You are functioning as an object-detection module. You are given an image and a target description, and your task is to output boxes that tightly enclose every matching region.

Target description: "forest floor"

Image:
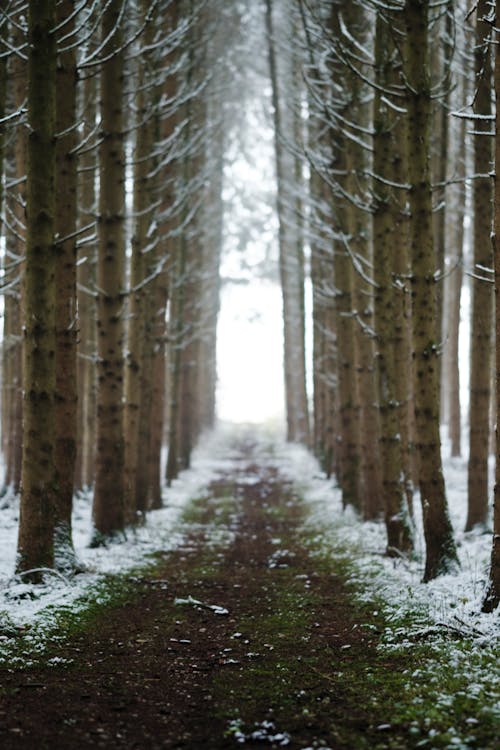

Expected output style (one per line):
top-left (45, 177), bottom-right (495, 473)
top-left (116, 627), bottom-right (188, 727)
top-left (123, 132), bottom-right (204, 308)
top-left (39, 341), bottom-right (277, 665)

top-left (0, 435), bottom-right (498, 749)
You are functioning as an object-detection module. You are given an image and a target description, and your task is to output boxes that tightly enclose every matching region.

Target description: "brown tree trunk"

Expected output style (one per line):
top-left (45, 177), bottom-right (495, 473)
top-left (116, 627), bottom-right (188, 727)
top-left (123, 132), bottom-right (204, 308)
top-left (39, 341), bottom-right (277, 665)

top-left (124, 0), bottom-right (157, 523)
top-left (373, 8), bottom-right (413, 553)
top-left (404, 0), bottom-right (459, 581)
top-left (466, 0), bottom-right (493, 531)
top-left (266, 0), bottom-right (310, 445)
top-left (3, 19), bottom-right (26, 495)
top-left (92, 0), bottom-right (126, 541)
top-left (343, 5), bottom-right (383, 519)
top-left (483, 16), bottom-right (500, 612)
top-left (54, 0), bottom-right (78, 571)
top-left (16, 0), bottom-right (57, 578)
top-left (75, 75), bottom-right (97, 491)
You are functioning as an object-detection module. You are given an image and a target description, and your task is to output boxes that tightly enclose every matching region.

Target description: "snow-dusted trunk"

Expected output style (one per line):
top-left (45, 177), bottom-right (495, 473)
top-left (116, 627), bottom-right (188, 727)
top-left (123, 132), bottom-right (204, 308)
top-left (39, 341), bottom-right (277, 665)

top-left (310, 170), bottom-right (336, 477)
top-left (404, 0), bottom-right (459, 581)
top-left (75, 74), bottom-right (97, 491)
top-left (344, 6), bottom-right (383, 520)
top-left (373, 9), bottom-right (413, 553)
top-left (443, 66), bottom-right (467, 457)
top-left (266, 0), bottom-right (310, 446)
top-left (2, 18), bottom-right (25, 495)
top-left (124, 0), bottom-right (158, 522)
top-left (166, 26), bottom-right (191, 484)
top-left (482, 12), bottom-right (500, 613)
top-left (466, 0), bottom-right (493, 532)
top-left (430, 8), bottom-right (451, 363)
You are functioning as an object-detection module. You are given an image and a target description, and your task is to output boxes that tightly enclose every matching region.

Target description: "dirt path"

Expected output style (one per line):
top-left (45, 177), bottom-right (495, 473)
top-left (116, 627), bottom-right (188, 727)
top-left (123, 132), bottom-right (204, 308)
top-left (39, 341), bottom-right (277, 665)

top-left (0, 447), bottom-right (413, 749)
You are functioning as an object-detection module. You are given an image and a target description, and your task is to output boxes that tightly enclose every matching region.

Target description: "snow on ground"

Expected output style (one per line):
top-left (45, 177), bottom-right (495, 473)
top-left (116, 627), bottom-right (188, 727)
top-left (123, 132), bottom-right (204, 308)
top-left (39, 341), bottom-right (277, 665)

top-left (0, 423), bottom-right (499, 656)
top-left (274, 434), bottom-right (499, 644)
top-left (0, 434), bottom-right (230, 640)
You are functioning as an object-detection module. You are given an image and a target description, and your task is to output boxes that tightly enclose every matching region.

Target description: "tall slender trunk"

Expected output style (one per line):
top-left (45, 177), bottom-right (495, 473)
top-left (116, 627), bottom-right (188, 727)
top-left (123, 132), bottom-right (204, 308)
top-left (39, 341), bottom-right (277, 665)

top-left (16, 0), bottom-right (57, 577)
top-left (373, 9), bottom-right (413, 553)
top-left (3, 19), bottom-right (26, 494)
top-left (75, 75), bottom-right (97, 491)
top-left (343, 5), bottom-right (383, 519)
top-left (54, 0), bottom-right (78, 570)
top-left (124, 0), bottom-right (157, 522)
top-left (444, 80), bottom-right (466, 457)
top-left (266, 0), bottom-right (309, 445)
top-left (92, 0), bottom-right (126, 540)
top-left (483, 16), bottom-right (500, 612)
top-left (466, 0), bottom-right (493, 531)
top-left (404, 0), bottom-right (458, 581)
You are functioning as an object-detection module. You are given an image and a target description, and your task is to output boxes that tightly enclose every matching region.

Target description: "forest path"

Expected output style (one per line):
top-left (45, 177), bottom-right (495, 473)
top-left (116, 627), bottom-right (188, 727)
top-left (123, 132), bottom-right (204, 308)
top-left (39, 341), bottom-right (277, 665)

top-left (0, 438), bottom-right (414, 749)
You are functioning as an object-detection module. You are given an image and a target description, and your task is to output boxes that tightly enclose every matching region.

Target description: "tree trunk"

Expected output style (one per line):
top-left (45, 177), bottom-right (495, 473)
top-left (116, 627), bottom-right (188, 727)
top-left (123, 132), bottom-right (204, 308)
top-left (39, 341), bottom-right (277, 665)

top-left (373, 9), bottom-right (413, 553)
top-left (124, 0), bottom-right (156, 523)
top-left (75, 74), bottom-right (97, 491)
top-left (404, 0), bottom-right (459, 581)
top-left (343, 4), bottom-right (383, 520)
top-left (444, 86), bottom-right (466, 457)
top-left (16, 0), bottom-right (57, 578)
top-left (483, 15), bottom-right (500, 612)
top-left (466, 0), bottom-right (493, 531)
top-left (92, 0), bottom-right (126, 541)
top-left (54, 0), bottom-right (78, 571)
top-left (2, 18), bottom-right (26, 495)
top-left (266, 0), bottom-right (309, 445)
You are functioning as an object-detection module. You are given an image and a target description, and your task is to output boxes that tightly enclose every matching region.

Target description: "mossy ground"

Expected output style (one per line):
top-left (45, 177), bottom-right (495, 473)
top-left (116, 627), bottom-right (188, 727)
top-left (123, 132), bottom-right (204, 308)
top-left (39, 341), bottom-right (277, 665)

top-left (0, 459), bottom-right (497, 749)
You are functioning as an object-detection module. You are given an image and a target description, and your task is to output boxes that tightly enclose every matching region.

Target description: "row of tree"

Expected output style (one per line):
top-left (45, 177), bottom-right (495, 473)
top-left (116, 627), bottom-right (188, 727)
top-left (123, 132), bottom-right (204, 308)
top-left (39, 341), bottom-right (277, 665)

top-left (0, 0), bottom-right (227, 575)
top-left (0, 0), bottom-right (499, 610)
top-left (264, 0), bottom-right (499, 609)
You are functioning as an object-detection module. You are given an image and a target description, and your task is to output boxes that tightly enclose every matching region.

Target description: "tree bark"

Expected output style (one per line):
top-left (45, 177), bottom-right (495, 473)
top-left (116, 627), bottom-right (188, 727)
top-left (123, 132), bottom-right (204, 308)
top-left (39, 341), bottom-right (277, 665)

top-left (482, 5), bottom-right (500, 613)
top-left (266, 0), bottom-right (310, 445)
top-left (124, 0), bottom-right (157, 522)
top-left (404, 0), bottom-right (459, 581)
top-left (75, 74), bottom-right (97, 491)
top-left (2, 17), bottom-right (26, 495)
top-left (54, 0), bottom-right (78, 571)
top-left (92, 0), bottom-right (126, 541)
top-left (16, 0), bottom-right (57, 577)
top-left (466, 0), bottom-right (493, 531)
top-left (373, 8), bottom-right (413, 553)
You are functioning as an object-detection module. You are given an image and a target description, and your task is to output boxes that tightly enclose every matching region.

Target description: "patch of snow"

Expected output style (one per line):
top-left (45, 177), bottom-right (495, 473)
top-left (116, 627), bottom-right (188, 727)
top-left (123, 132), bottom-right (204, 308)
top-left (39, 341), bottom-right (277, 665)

top-left (0, 431), bottom-right (232, 655)
top-left (271, 433), bottom-right (499, 645)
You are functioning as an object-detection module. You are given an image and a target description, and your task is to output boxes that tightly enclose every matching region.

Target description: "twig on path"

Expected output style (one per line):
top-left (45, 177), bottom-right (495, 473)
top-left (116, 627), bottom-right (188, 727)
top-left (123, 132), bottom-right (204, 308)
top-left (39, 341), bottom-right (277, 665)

top-left (174, 595), bottom-right (229, 616)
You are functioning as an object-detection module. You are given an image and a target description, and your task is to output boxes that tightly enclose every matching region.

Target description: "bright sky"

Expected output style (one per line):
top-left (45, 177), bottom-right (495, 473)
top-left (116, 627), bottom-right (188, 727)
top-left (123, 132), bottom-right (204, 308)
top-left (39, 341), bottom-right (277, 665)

top-left (215, 98), bottom-right (287, 426)
top-left (216, 279), bottom-right (285, 424)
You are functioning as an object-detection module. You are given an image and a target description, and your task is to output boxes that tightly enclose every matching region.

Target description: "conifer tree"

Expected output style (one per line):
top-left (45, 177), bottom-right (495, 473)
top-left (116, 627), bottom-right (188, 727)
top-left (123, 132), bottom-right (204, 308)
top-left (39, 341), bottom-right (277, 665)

top-left (92, 0), bottom-right (127, 540)
top-left (54, 0), bottom-right (79, 570)
top-left (466, 0), bottom-right (494, 531)
top-left (483, 1), bottom-right (500, 613)
top-left (16, 0), bottom-right (57, 577)
top-left (404, 0), bottom-right (459, 581)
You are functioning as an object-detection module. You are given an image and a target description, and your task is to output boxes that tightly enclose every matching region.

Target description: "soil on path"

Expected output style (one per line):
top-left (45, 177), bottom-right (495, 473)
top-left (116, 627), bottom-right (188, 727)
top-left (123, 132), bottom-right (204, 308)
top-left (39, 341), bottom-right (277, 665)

top-left (0, 442), bottom-right (412, 749)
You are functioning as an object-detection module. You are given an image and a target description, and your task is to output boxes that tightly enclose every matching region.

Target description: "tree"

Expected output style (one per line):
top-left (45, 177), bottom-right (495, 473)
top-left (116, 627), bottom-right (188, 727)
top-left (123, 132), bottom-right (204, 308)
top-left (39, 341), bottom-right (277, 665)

top-left (92, 0), bottom-right (127, 541)
top-left (266, 0), bottom-right (310, 446)
top-left (372, 5), bottom-right (413, 553)
top-left (482, 2), bottom-right (500, 613)
top-left (404, 0), bottom-right (459, 581)
top-left (75, 71), bottom-right (98, 492)
top-left (16, 0), bottom-right (57, 577)
top-left (466, 0), bottom-right (494, 532)
top-left (124, 0), bottom-right (157, 522)
top-left (2, 11), bottom-right (26, 496)
top-left (54, 0), bottom-right (79, 571)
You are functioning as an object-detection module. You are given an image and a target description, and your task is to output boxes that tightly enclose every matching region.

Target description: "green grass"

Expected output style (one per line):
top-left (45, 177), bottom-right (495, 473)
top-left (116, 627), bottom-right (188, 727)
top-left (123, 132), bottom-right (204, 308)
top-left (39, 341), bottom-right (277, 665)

top-left (0, 482), bottom-right (497, 749)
